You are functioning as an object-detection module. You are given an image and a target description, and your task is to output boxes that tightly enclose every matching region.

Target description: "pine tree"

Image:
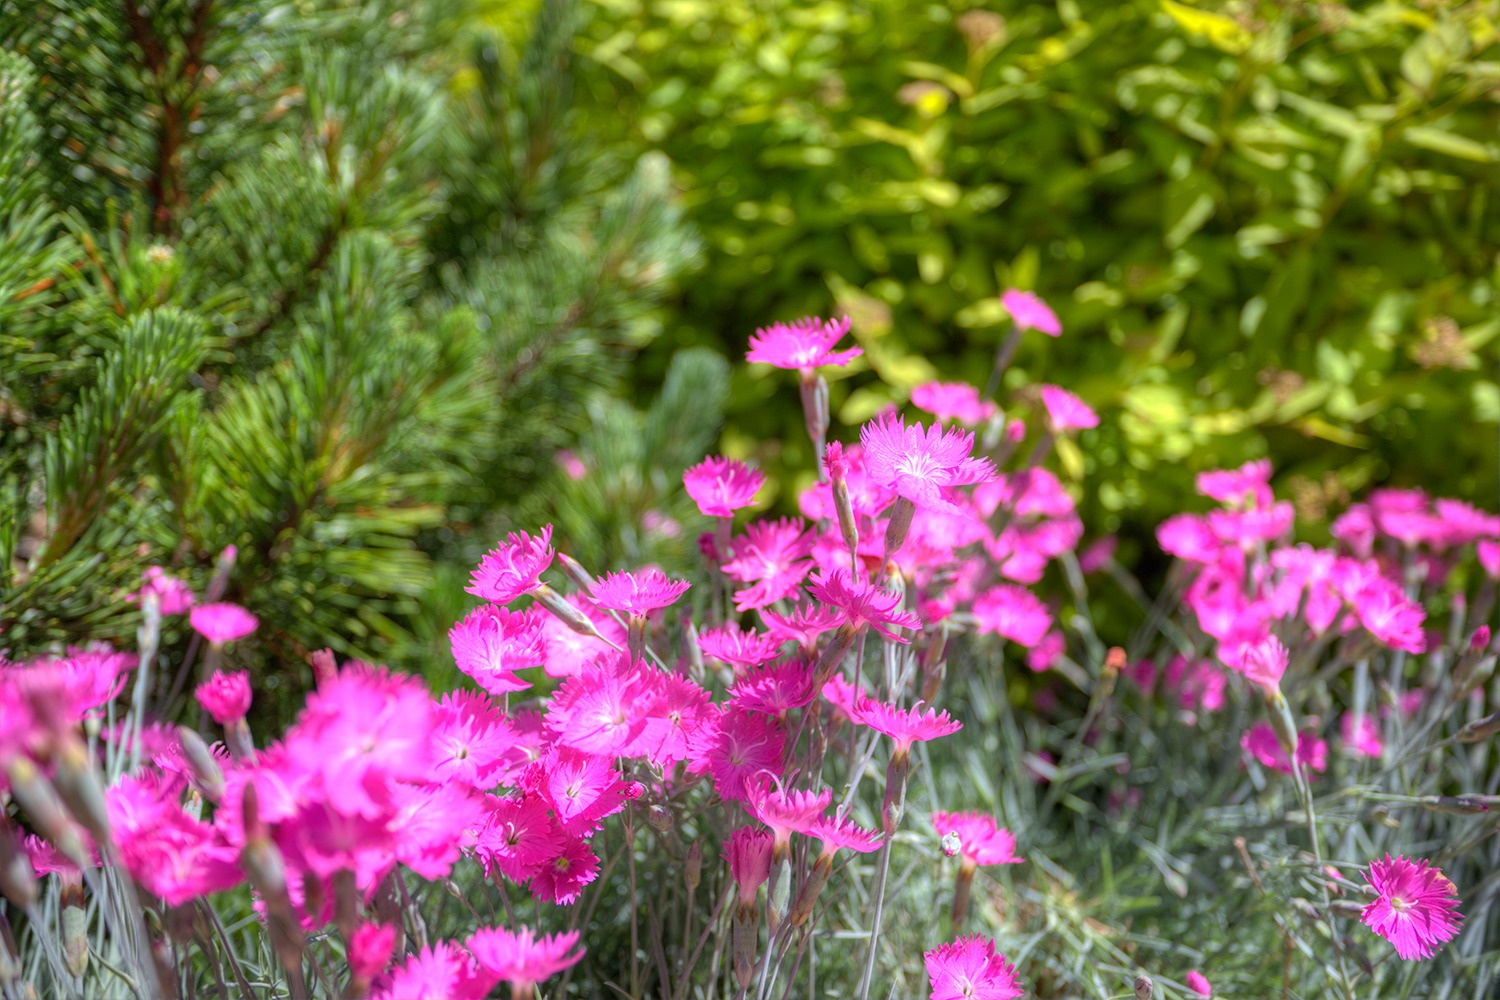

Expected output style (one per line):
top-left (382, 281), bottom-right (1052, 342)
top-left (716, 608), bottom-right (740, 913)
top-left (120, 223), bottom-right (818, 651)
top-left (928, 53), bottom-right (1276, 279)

top-left (0, 0), bottom-right (702, 697)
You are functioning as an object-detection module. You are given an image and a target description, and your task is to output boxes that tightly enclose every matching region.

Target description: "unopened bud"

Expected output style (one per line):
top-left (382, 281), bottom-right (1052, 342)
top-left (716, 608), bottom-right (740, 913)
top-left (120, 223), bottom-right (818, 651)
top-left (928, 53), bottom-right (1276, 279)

top-left (646, 805), bottom-right (672, 834)
top-left (178, 728), bottom-right (225, 802)
top-left (533, 584), bottom-right (609, 643)
top-left (53, 738), bottom-right (112, 850)
top-left (813, 623), bottom-right (859, 687)
top-left (1419, 795), bottom-right (1490, 816)
top-left (732, 906), bottom-right (758, 989)
top-left (767, 854), bottom-right (791, 932)
top-left (685, 842), bottom-right (701, 893)
top-left (0, 823), bottom-right (37, 910)
top-left (1133, 974), bottom-right (1153, 1000)
top-left (555, 553), bottom-right (597, 594)
top-left (309, 648), bottom-right (338, 688)
top-left (883, 497), bottom-right (916, 562)
top-left (881, 751), bottom-right (911, 836)
top-left (940, 830), bottom-right (961, 859)
top-left (1457, 712), bottom-right (1500, 743)
top-left (6, 759), bottom-right (89, 867)
top-left (61, 880), bottom-right (88, 978)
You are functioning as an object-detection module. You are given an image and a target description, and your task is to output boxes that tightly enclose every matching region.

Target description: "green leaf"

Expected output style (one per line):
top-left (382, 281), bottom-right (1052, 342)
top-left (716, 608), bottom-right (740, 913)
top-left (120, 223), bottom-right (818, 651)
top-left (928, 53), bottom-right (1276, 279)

top-left (1163, 172), bottom-right (1217, 248)
top-left (1402, 125), bottom-right (1499, 162)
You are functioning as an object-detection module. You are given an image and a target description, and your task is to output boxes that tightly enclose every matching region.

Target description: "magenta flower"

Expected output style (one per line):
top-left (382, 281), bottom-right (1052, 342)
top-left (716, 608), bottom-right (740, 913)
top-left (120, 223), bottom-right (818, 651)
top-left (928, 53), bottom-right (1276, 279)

top-left (761, 601), bottom-right (843, 648)
top-left (129, 566), bottom-right (195, 615)
top-left (807, 569), bottom-right (921, 643)
top-left (1341, 713), bottom-right (1383, 759)
top-left (529, 834), bottom-right (601, 905)
top-left (1361, 854), bottom-right (1463, 960)
top-left (697, 623), bottom-right (784, 671)
top-left (746, 315), bottom-right (861, 370)
top-left (195, 670), bottom-right (252, 725)
top-left (972, 584), bottom-right (1052, 647)
top-left (430, 690), bottom-right (515, 790)
top-left (636, 672), bottom-right (713, 768)
top-left (467, 926), bottom-right (584, 994)
top-left (724, 827), bottom-right (774, 908)
top-left (589, 568), bottom-right (690, 616)
top-left (860, 413), bottom-right (996, 513)
top-left (1241, 723), bottom-right (1327, 776)
top-left (1157, 513), bottom-right (1222, 564)
top-left (806, 815), bottom-right (882, 858)
top-left (1239, 635), bottom-right (1287, 694)
top-left (722, 517), bottom-right (815, 611)
top-left (911, 382), bottom-right (999, 426)
top-left (449, 605), bottom-right (544, 696)
top-left (1038, 385), bottom-right (1098, 431)
top-left (1000, 288), bottom-right (1061, 336)
top-left (929, 812), bottom-right (1023, 868)
top-left (684, 456), bottom-right (765, 518)
top-left (729, 660), bottom-right (817, 717)
top-left (850, 697), bottom-right (962, 756)
top-left (1185, 969), bottom-right (1212, 997)
top-left (373, 942), bottom-right (488, 1000)
top-left (467, 525), bottom-right (554, 604)
top-left (472, 796), bottom-right (559, 883)
top-left (188, 602), bottom-right (258, 645)
top-left (924, 934), bottom-right (1024, 1000)
top-left (686, 706), bottom-right (786, 802)
top-left (348, 923), bottom-right (396, 982)
top-left (546, 654), bottom-right (651, 756)
top-left (1197, 459), bottom-right (1273, 509)
top-left (1349, 577), bottom-right (1427, 654)
top-left (540, 745), bottom-right (632, 835)
top-left (748, 783), bottom-right (832, 851)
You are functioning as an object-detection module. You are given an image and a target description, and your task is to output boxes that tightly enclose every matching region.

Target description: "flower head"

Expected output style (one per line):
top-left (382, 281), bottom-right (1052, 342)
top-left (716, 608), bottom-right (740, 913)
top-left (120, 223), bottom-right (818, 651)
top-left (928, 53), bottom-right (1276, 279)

top-left (529, 834), bottom-right (600, 905)
top-left (1198, 459), bottom-right (1273, 509)
top-left (189, 602), bottom-right (258, 645)
top-left (685, 707), bottom-right (786, 802)
top-left (697, 623), bottom-right (784, 671)
top-left (972, 585), bottom-right (1052, 647)
top-left (911, 382), bottom-right (999, 426)
top-left (929, 812), bottom-right (1023, 868)
top-left (1038, 385), bottom-right (1098, 431)
top-left (1241, 723), bottom-right (1327, 776)
top-left (806, 815), bottom-right (882, 858)
top-left (1000, 289), bottom-right (1061, 336)
top-left (684, 456), bottom-right (765, 518)
top-left (924, 934), bottom-right (1024, 1000)
top-left (1239, 635), bottom-right (1288, 694)
top-left (860, 414), bottom-right (995, 513)
top-left (1361, 854), bottom-right (1463, 960)
top-left (1185, 970), bottom-right (1212, 997)
top-left (129, 567), bottom-right (195, 615)
top-left (195, 670), bottom-right (252, 726)
top-left (373, 942), bottom-right (489, 1000)
top-left (746, 315), bottom-right (861, 370)
top-left (748, 783), bottom-right (831, 850)
top-left (467, 526), bottom-right (554, 605)
top-left (590, 569), bottom-right (690, 616)
top-left (850, 697), bottom-right (962, 756)
top-left (449, 606), bottom-right (544, 696)
top-left (807, 569), bottom-right (921, 644)
top-left (467, 926), bottom-right (585, 993)
top-left (721, 517), bottom-right (815, 611)
top-left (723, 828), bottom-right (774, 908)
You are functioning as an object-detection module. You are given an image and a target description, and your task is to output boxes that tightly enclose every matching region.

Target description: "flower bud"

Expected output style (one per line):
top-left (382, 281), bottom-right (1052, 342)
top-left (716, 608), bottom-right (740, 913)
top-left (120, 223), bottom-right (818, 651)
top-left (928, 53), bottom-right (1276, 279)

top-left (685, 842), bottom-right (701, 894)
top-left (177, 727), bottom-right (225, 802)
top-left (61, 876), bottom-right (88, 978)
top-left (6, 759), bottom-right (90, 868)
top-left (0, 822), bottom-right (37, 910)
top-left (555, 553), bottom-right (598, 594)
top-left (732, 906), bottom-right (758, 989)
top-left (533, 584), bottom-right (609, 642)
top-left (767, 855), bottom-right (791, 932)
top-left (1133, 974), bottom-right (1154, 1000)
top-left (883, 497), bottom-right (916, 562)
top-left (1458, 712), bottom-right (1500, 743)
top-left (52, 738), bottom-right (112, 851)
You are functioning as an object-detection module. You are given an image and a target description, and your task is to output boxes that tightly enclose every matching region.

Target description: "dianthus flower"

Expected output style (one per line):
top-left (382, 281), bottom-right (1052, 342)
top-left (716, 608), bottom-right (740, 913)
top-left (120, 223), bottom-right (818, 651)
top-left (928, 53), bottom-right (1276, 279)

top-left (724, 827), bottom-right (774, 909)
top-left (1157, 513), bottom-right (1222, 564)
top-left (685, 706), bottom-right (786, 802)
top-left (1026, 630), bottom-right (1065, 673)
top-left (1185, 970), bottom-right (1212, 997)
top-left (528, 834), bottom-right (600, 905)
top-left (471, 795), bottom-right (558, 883)
top-left (1197, 459), bottom-right (1273, 509)
top-left (697, 623), bottom-right (784, 670)
top-left (129, 566), bottom-right (195, 615)
top-left (188, 602), bottom-right (258, 645)
top-left (729, 660), bottom-right (817, 717)
top-left (1238, 635), bottom-right (1287, 694)
top-left (807, 569), bottom-right (921, 643)
top-left (1208, 503), bottom-right (1295, 546)
top-left (589, 568), bottom-right (690, 616)
top-left (634, 672), bottom-right (712, 767)
top-left (924, 934), bottom-right (1024, 1000)
top-left (850, 697), bottom-right (962, 756)
top-left (684, 456), bottom-right (765, 518)
top-left (748, 783), bottom-right (831, 852)
top-left (195, 670), bottom-right (252, 725)
top-left (860, 413), bottom-right (995, 514)
top-left (721, 518), bottom-right (815, 610)
top-left (1342, 713), bottom-right (1383, 758)
top-left (972, 584), bottom-right (1052, 647)
top-left (1361, 854), bottom-right (1463, 960)
top-left (106, 774), bottom-right (242, 905)
top-left (761, 601), bottom-right (843, 648)
top-left (1000, 288), bottom-right (1061, 336)
top-left (546, 654), bottom-right (651, 756)
top-left (349, 922), bottom-right (397, 983)
top-left (430, 690), bottom-right (514, 790)
top-left (468, 926), bottom-right (585, 995)
top-left (1434, 498), bottom-right (1500, 547)
top-left (746, 315), bottom-right (861, 370)
top-left (1349, 577), bottom-right (1427, 654)
top-left (373, 942), bottom-right (491, 1000)
top-left (929, 812), bottom-right (1023, 869)
top-left (539, 745), bottom-right (633, 835)
top-left (911, 382), bottom-right (998, 426)
top-left (466, 526), bottom-right (554, 605)
top-left (1241, 723), bottom-right (1327, 776)
top-left (537, 595), bottom-right (623, 677)
top-left (806, 815), bottom-right (882, 858)
top-left (1038, 385), bottom-right (1098, 431)
top-left (449, 605), bottom-right (544, 695)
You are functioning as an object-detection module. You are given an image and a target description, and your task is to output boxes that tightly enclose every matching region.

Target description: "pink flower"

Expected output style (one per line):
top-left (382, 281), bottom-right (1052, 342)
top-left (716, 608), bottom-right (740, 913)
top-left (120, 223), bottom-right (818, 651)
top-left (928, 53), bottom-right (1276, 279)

top-left (748, 783), bottom-right (831, 851)
top-left (472, 796), bottom-right (559, 883)
top-left (539, 746), bottom-right (632, 835)
top-left (972, 585), bottom-right (1052, 647)
top-left (860, 414), bottom-right (995, 513)
top-left (1038, 385), bottom-right (1098, 431)
top-left (1157, 514), bottom-right (1222, 564)
top-left (1239, 635), bottom-right (1287, 694)
top-left (1000, 288), bottom-right (1061, 336)
top-left (684, 456), bottom-right (765, 518)
top-left (697, 623), bottom-right (784, 671)
top-left (1185, 969), bottom-right (1212, 997)
top-left (589, 569), bottom-right (691, 616)
top-left (929, 812), bottom-right (1023, 868)
top-left (431, 691), bottom-right (514, 790)
top-left (807, 569), bottom-right (921, 644)
top-left (1240, 723), bottom-right (1327, 776)
top-left (806, 815), bottom-right (882, 858)
top-left (924, 934), bottom-right (1024, 1000)
top-left (1361, 854), bottom-right (1463, 960)
top-left (129, 566), bottom-right (195, 615)
top-left (1480, 539), bottom-right (1500, 577)
top-left (730, 660), bottom-right (817, 717)
top-left (467, 526), bottom-right (554, 605)
top-left (349, 923), bottom-right (397, 981)
top-left (1341, 714), bottom-right (1383, 758)
top-left (910, 382), bottom-right (998, 426)
top-left (761, 601), bottom-right (843, 648)
top-left (1333, 504), bottom-right (1376, 556)
top-left (373, 942), bottom-right (490, 1000)
top-left (721, 518), bottom-right (814, 611)
top-left (546, 655), bottom-right (651, 756)
top-left (636, 672), bottom-right (713, 767)
top-left (195, 670), bottom-right (251, 725)
top-left (1433, 499), bottom-right (1500, 546)
top-left (555, 449), bottom-right (588, 481)
top-left (850, 697), bottom-right (962, 755)
top-left (188, 602), bottom-right (258, 645)
top-left (746, 315), bottom-right (861, 370)
top-left (686, 707), bottom-right (786, 802)
top-left (1026, 630), bottom-right (1065, 673)
top-left (1208, 503), bottom-right (1295, 546)
top-left (724, 828), bottom-right (774, 907)
top-left (1349, 577), bottom-right (1427, 654)
top-left (106, 775), bottom-right (242, 905)
top-left (528, 834), bottom-right (600, 905)
top-left (468, 925), bottom-right (584, 993)
top-left (1197, 459), bottom-right (1273, 509)
top-left (449, 606), bottom-right (544, 696)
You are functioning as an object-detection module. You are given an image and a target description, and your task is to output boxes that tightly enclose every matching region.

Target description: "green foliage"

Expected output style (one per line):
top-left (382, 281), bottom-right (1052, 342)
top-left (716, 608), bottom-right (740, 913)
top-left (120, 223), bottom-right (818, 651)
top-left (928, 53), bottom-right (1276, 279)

top-left (575, 0), bottom-right (1500, 550)
top-left (0, 0), bottom-right (702, 686)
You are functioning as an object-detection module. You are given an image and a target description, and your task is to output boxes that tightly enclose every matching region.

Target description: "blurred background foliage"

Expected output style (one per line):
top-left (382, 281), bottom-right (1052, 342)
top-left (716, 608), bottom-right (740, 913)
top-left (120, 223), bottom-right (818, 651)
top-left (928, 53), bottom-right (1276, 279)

top-left (568, 0), bottom-right (1500, 561)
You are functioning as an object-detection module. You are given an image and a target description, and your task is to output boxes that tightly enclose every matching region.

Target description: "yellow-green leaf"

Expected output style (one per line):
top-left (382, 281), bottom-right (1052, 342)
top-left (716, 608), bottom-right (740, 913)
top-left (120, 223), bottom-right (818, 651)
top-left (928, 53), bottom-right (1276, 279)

top-left (1160, 0), bottom-right (1252, 55)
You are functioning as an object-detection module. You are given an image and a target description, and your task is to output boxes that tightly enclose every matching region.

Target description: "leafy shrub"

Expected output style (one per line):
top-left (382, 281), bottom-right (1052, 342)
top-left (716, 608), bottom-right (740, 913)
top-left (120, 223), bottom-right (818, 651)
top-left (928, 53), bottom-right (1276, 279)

top-left (574, 0), bottom-right (1500, 550)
